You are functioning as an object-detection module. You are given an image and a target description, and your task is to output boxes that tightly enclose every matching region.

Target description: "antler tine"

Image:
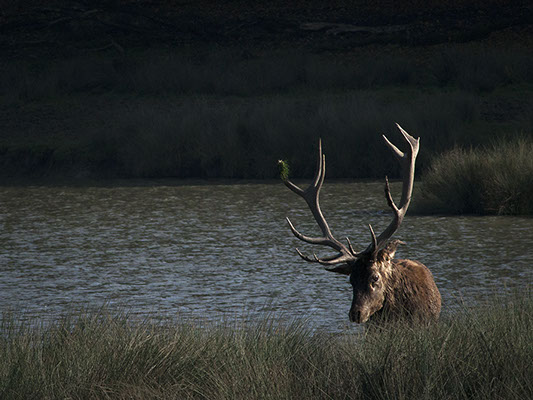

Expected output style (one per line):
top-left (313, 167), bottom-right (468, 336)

top-left (383, 123), bottom-right (419, 209)
top-left (295, 248), bottom-right (317, 262)
top-left (295, 249), bottom-right (347, 264)
top-left (313, 253), bottom-right (358, 266)
top-left (312, 138), bottom-right (325, 189)
top-left (295, 247), bottom-right (357, 271)
top-left (346, 237), bottom-right (357, 256)
top-left (282, 139), bottom-right (356, 267)
top-left (282, 174), bottom-right (304, 197)
top-left (368, 224), bottom-right (378, 251)
top-left (372, 124), bottom-right (419, 251)
top-left (286, 217), bottom-right (339, 247)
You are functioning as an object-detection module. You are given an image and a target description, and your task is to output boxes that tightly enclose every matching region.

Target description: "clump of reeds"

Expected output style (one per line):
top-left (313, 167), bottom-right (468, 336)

top-left (1, 291), bottom-right (531, 399)
top-left (415, 137), bottom-right (533, 215)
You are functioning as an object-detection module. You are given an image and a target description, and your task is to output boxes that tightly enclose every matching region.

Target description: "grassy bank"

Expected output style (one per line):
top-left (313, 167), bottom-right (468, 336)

top-left (1, 291), bottom-right (531, 399)
top-left (415, 137), bottom-right (533, 215)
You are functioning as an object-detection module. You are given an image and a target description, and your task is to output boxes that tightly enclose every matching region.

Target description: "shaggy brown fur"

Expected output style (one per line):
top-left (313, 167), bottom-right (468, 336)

top-left (346, 240), bottom-right (441, 323)
top-left (377, 259), bottom-right (441, 322)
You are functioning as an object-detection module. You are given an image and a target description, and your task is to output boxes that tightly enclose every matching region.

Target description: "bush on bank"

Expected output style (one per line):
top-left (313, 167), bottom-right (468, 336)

top-left (415, 137), bottom-right (533, 215)
top-left (0, 291), bottom-right (531, 399)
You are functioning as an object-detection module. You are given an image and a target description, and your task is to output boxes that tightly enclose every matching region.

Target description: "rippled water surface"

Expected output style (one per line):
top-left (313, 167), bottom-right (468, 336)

top-left (1, 182), bottom-right (531, 331)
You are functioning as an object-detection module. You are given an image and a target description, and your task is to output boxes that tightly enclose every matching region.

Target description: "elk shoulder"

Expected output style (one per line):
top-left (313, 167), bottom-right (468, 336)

top-left (384, 259), bottom-right (442, 322)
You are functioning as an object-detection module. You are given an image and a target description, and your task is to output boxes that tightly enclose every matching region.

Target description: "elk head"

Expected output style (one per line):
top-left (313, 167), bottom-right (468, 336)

top-left (280, 124), bottom-right (424, 323)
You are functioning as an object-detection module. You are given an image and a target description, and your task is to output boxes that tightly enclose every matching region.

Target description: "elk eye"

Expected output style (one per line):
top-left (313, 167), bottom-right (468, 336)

top-left (371, 274), bottom-right (379, 283)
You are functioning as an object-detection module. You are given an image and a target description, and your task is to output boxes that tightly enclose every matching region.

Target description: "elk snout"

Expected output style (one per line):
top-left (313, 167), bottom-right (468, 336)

top-left (349, 308), bottom-right (370, 323)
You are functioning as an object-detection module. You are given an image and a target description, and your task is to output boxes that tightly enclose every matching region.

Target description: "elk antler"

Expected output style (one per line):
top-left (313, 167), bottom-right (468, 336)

top-left (280, 139), bottom-right (356, 267)
top-left (367, 123), bottom-right (419, 253)
top-left (281, 124), bottom-right (419, 269)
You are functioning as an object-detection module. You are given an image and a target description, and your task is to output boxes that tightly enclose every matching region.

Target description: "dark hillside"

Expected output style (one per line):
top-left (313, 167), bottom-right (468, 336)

top-left (2, 0), bottom-right (532, 56)
top-left (1, 1), bottom-right (532, 180)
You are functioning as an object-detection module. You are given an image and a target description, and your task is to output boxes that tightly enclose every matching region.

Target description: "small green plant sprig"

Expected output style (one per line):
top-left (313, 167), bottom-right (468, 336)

top-left (277, 159), bottom-right (290, 181)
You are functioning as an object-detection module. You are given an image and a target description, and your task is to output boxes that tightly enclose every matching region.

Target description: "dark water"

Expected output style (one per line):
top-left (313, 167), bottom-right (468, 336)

top-left (0, 182), bottom-right (531, 331)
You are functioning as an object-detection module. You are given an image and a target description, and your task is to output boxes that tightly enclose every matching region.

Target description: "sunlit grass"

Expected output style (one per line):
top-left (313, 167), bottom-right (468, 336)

top-left (415, 137), bottom-right (533, 215)
top-left (1, 291), bottom-right (531, 399)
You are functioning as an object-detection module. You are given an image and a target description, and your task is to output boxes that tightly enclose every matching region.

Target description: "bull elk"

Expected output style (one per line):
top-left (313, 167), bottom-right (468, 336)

top-left (279, 124), bottom-right (441, 323)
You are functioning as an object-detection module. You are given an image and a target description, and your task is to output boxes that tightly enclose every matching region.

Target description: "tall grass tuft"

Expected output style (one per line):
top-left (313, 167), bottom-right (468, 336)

top-left (415, 136), bottom-right (533, 215)
top-left (1, 291), bottom-right (531, 399)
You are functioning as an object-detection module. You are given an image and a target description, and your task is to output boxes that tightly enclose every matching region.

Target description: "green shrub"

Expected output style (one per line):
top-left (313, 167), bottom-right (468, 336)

top-left (415, 137), bottom-right (533, 215)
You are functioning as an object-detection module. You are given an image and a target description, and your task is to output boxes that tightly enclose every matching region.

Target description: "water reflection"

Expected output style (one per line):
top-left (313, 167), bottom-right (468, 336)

top-left (0, 182), bottom-right (531, 331)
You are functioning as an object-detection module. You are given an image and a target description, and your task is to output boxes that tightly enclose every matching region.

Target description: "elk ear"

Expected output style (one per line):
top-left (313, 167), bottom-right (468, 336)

top-left (325, 263), bottom-right (353, 275)
top-left (378, 239), bottom-right (406, 262)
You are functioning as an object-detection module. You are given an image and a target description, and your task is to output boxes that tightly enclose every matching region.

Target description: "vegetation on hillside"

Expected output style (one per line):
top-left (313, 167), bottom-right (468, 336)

top-left (1, 1), bottom-right (532, 180)
top-left (1, 45), bottom-right (533, 179)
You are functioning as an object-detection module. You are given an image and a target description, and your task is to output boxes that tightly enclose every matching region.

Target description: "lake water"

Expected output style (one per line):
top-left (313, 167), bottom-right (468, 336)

top-left (0, 182), bottom-right (531, 332)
